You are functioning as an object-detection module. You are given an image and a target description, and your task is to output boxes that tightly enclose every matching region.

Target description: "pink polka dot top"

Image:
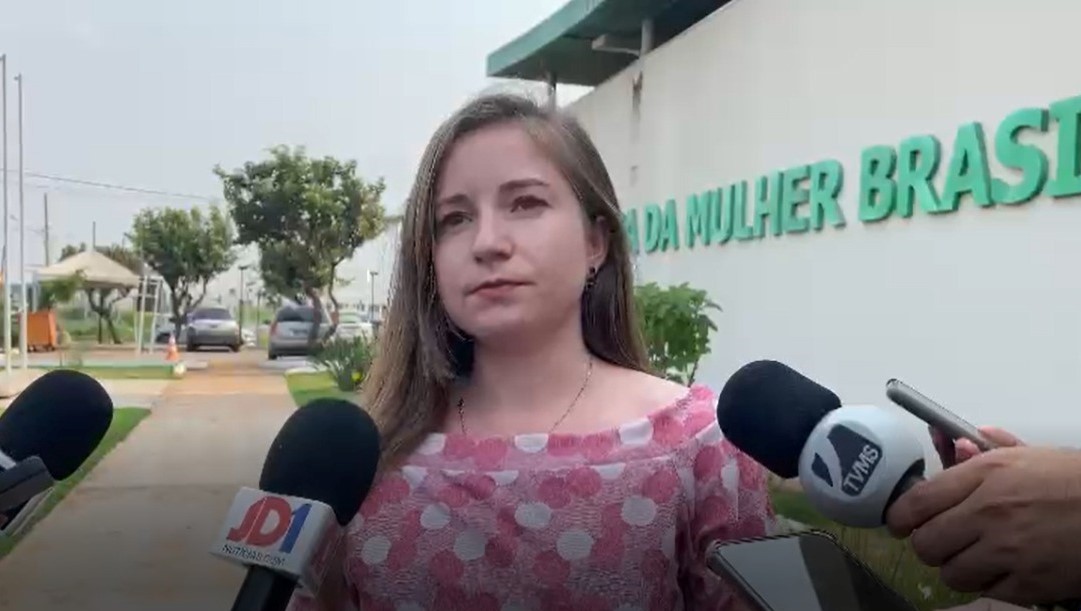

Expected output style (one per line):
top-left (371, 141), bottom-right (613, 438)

top-left (290, 384), bottom-right (776, 611)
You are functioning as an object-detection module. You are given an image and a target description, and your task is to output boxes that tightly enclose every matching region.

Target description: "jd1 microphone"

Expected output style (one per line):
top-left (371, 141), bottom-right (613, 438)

top-left (716, 360), bottom-right (926, 528)
top-left (0, 369), bottom-right (114, 536)
top-left (211, 397), bottom-right (381, 611)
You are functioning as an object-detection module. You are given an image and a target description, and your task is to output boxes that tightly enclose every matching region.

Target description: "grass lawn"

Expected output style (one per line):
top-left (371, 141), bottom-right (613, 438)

top-left (37, 365), bottom-right (176, 380)
top-left (285, 371), bottom-right (355, 407)
top-left (0, 407), bottom-right (151, 560)
top-left (770, 485), bottom-right (978, 611)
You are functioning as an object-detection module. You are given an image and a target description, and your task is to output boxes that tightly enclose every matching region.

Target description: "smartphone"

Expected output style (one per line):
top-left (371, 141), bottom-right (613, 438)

top-left (706, 530), bottom-right (917, 611)
top-left (884, 379), bottom-right (995, 452)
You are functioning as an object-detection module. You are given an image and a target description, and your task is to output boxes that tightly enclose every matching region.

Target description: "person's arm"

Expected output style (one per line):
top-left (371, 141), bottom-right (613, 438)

top-left (681, 433), bottom-right (775, 610)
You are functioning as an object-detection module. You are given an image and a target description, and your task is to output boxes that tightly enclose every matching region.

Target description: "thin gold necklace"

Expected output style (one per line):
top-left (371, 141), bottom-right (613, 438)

top-left (456, 355), bottom-right (594, 436)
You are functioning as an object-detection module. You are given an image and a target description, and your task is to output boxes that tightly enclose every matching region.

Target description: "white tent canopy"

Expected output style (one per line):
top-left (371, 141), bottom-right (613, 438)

top-left (34, 250), bottom-right (141, 289)
top-left (33, 250), bottom-right (168, 356)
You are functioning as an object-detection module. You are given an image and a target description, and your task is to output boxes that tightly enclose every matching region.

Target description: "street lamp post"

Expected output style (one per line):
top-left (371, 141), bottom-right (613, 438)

top-left (238, 264), bottom-right (250, 333)
top-left (253, 286), bottom-right (263, 348)
top-left (15, 73), bottom-right (25, 371)
top-left (1, 54), bottom-right (9, 378)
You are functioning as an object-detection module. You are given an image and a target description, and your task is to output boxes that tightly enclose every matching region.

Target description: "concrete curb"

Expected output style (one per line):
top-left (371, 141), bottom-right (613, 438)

top-left (258, 359), bottom-right (321, 374)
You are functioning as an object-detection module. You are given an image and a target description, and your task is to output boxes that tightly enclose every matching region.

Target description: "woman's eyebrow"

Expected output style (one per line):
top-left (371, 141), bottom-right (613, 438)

top-left (499, 178), bottom-right (549, 193)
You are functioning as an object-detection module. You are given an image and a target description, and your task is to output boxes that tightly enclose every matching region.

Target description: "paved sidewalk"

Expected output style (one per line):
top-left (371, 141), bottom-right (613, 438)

top-left (0, 360), bottom-right (297, 610)
top-left (0, 378), bottom-right (174, 410)
top-left (98, 379), bottom-right (175, 409)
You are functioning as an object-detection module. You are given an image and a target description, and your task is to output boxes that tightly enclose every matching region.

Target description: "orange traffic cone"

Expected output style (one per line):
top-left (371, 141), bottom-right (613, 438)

top-left (166, 333), bottom-right (179, 362)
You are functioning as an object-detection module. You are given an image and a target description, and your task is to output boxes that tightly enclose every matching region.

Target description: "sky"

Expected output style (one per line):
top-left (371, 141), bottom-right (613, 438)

top-left (0, 0), bottom-right (589, 296)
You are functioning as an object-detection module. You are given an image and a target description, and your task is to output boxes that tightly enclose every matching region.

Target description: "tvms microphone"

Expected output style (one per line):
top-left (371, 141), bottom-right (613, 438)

top-left (716, 360), bottom-right (926, 528)
top-left (211, 398), bottom-right (380, 611)
top-left (0, 369), bottom-right (114, 536)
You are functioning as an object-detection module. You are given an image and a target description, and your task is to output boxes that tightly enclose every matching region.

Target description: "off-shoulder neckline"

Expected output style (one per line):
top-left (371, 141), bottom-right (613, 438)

top-left (419, 383), bottom-right (713, 447)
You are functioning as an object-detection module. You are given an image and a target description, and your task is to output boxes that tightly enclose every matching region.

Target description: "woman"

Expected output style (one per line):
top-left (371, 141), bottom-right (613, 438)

top-left (292, 92), bottom-right (775, 610)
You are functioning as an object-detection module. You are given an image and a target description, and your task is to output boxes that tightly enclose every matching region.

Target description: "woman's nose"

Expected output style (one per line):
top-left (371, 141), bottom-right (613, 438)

top-left (470, 212), bottom-right (513, 262)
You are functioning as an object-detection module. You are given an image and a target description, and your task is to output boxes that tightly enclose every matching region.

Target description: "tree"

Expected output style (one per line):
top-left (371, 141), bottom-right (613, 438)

top-left (128, 205), bottom-right (237, 339)
top-left (37, 273), bottom-right (83, 311)
top-left (215, 145), bottom-right (386, 346)
top-left (58, 243), bottom-right (144, 344)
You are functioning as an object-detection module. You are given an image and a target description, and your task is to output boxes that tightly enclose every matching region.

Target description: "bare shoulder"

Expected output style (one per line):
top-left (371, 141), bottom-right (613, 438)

top-left (594, 362), bottom-right (691, 419)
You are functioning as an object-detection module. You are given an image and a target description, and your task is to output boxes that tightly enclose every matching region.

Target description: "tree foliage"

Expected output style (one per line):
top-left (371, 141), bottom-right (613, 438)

top-left (127, 205), bottom-right (236, 338)
top-left (634, 282), bottom-right (721, 385)
top-left (37, 273), bottom-right (83, 311)
top-left (255, 239), bottom-right (305, 305)
top-left (58, 243), bottom-right (145, 344)
top-left (215, 145), bottom-right (386, 344)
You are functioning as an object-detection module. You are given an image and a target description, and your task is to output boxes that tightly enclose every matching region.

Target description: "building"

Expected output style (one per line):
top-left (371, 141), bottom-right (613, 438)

top-left (487, 0), bottom-right (1081, 448)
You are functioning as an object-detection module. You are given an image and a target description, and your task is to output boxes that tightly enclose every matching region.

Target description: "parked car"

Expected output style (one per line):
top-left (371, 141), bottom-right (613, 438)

top-left (267, 304), bottom-right (333, 360)
top-left (186, 306), bottom-right (243, 352)
top-left (154, 314), bottom-right (190, 345)
top-left (333, 310), bottom-right (373, 341)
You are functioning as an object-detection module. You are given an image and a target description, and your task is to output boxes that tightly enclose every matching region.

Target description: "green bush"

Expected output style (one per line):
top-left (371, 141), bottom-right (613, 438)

top-left (311, 335), bottom-right (376, 392)
top-left (38, 274), bottom-right (83, 310)
top-left (634, 282), bottom-right (721, 385)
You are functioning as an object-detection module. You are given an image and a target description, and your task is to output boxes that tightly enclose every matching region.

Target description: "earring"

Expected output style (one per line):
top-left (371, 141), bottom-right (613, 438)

top-left (585, 266), bottom-right (597, 291)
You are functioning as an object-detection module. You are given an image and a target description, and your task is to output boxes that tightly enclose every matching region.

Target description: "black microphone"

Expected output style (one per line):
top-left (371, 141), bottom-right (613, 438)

top-left (717, 360), bottom-right (926, 528)
top-left (0, 369), bottom-right (114, 535)
top-left (211, 397), bottom-right (380, 611)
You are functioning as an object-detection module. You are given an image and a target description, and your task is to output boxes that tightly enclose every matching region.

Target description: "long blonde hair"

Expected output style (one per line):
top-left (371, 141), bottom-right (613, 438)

top-left (361, 92), bottom-right (649, 470)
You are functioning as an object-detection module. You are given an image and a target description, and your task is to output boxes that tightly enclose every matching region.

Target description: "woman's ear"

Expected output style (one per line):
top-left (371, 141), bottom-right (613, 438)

top-left (586, 216), bottom-right (610, 270)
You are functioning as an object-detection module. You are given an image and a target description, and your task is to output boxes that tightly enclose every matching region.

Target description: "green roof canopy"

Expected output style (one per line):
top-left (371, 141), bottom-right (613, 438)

top-left (487, 0), bottom-right (730, 87)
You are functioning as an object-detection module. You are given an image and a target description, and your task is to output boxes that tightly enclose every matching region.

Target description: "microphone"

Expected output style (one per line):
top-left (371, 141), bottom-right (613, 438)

top-left (0, 369), bottom-right (114, 536)
top-left (716, 360), bottom-right (926, 528)
top-left (210, 397), bottom-right (380, 611)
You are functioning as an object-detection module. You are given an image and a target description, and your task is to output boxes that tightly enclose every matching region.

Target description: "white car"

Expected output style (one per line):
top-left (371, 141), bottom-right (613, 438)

top-left (334, 311), bottom-right (372, 340)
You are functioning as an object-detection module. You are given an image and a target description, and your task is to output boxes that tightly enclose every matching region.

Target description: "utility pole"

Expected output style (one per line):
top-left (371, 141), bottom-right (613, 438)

top-left (91, 221), bottom-right (96, 249)
top-left (1, 54), bottom-right (10, 378)
top-left (43, 193), bottom-right (49, 265)
top-left (15, 73), bottom-right (25, 371)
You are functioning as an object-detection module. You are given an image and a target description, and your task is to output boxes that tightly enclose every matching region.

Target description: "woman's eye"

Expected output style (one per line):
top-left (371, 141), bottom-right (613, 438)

top-left (437, 212), bottom-right (468, 229)
top-left (512, 196), bottom-right (547, 211)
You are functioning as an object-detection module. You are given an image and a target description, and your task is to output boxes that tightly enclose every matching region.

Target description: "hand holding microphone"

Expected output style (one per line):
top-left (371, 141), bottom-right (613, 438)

top-left (0, 369), bottom-right (114, 536)
top-left (210, 397), bottom-right (380, 611)
top-left (882, 380), bottom-right (1081, 606)
top-left (887, 440), bottom-right (1081, 607)
top-left (716, 360), bottom-right (1081, 607)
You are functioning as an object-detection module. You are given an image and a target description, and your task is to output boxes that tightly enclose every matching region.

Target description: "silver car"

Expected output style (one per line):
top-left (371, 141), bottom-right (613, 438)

top-left (186, 307), bottom-right (243, 352)
top-left (333, 310), bottom-right (373, 341)
top-left (267, 305), bottom-right (332, 360)
top-left (154, 314), bottom-right (189, 345)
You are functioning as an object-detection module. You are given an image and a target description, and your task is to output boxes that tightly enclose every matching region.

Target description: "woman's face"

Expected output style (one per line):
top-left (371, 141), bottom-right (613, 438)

top-left (432, 122), bottom-right (606, 344)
